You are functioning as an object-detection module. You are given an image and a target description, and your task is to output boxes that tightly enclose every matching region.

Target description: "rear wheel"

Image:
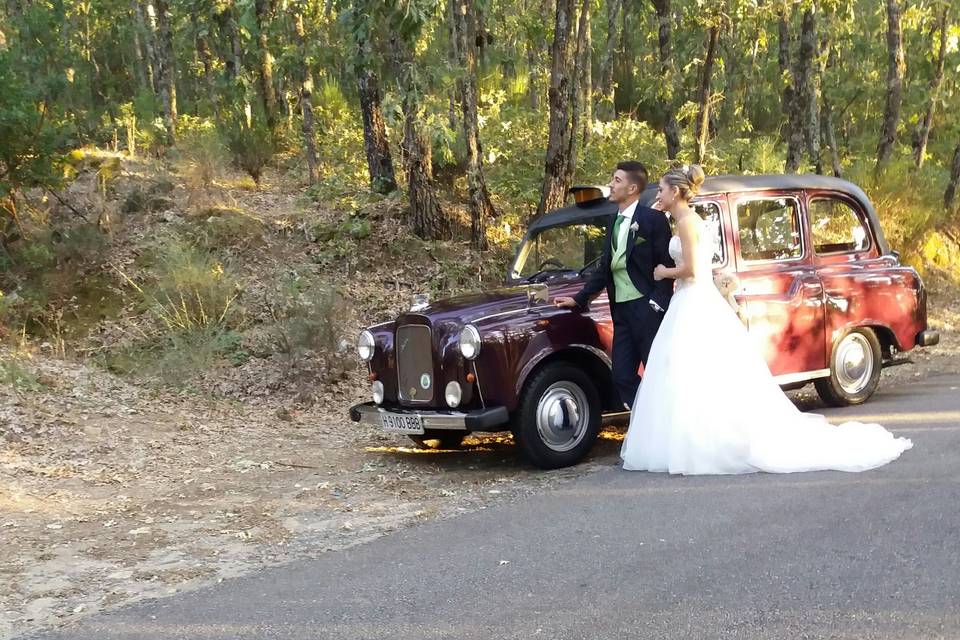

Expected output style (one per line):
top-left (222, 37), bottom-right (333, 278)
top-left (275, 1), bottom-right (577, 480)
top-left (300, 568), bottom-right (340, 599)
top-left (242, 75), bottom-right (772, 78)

top-left (814, 328), bottom-right (882, 406)
top-left (513, 362), bottom-right (601, 469)
top-left (408, 430), bottom-right (469, 450)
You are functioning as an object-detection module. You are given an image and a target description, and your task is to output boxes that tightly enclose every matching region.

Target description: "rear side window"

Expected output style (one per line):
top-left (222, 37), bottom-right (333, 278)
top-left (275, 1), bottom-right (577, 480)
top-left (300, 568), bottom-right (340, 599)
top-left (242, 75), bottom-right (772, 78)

top-left (809, 198), bottom-right (869, 254)
top-left (736, 198), bottom-right (802, 262)
top-left (694, 201), bottom-right (725, 266)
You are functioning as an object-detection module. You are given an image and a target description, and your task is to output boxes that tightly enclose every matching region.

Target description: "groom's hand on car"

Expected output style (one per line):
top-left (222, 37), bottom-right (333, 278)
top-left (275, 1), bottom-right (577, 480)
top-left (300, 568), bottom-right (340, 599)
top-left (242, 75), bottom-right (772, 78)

top-left (554, 296), bottom-right (578, 309)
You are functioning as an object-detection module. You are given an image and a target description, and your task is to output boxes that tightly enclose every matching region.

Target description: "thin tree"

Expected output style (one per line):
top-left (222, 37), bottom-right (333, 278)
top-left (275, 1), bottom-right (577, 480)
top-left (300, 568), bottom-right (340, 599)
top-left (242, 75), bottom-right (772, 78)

top-left (451, 0), bottom-right (497, 249)
top-left (537, 0), bottom-right (578, 219)
top-left (389, 2), bottom-right (448, 240)
top-left (651, 0), bottom-right (680, 159)
top-left (797, 8), bottom-right (821, 174)
top-left (291, 0), bottom-right (318, 184)
top-left (254, 0), bottom-right (279, 130)
top-left (152, 0), bottom-right (177, 143)
top-left (912, 4), bottom-right (949, 170)
top-left (778, 7), bottom-right (803, 173)
top-left (346, 1), bottom-right (397, 194)
top-left (876, 0), bottom-right (905, 173)
top-left (694, 25), bottom-right (719, 165)
top-left (946, 142), bottom-right (960, 211)
top-left (597, 0), bottom-right (621, 121)
top-left (579, 0), bottom-right (592, 144)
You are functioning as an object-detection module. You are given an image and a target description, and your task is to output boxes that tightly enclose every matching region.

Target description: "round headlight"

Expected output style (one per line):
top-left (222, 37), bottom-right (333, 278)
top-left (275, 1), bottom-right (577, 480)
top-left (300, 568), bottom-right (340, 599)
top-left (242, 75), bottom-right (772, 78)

top-left (371, 380), bottom-right (384, 404)
top-left (459, 325), bottom-right (481, 360)
top-left (445, 381), bottom-right (462, 408)
top-left (357, 330), bottom-right (375, 362)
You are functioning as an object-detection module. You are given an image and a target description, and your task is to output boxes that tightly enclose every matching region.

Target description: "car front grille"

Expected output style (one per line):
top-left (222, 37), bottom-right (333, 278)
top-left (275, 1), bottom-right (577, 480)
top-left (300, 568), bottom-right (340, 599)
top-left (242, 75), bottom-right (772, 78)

top-left (396, 324), bottom-right (434, 404)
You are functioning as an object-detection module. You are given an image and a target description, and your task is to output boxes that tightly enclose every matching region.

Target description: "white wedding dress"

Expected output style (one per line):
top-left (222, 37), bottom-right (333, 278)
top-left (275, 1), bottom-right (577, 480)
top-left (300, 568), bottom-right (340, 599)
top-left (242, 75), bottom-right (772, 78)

top-left (620, 218), bottom-right (913, 475)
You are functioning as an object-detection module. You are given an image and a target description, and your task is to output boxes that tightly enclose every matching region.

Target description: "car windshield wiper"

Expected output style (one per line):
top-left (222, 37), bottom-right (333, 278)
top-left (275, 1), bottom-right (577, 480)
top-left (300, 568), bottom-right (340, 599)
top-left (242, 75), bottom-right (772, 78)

top-left (522, 267), bottom-right (574, 283)
top-left (577, 256), bottom-right (601, 278)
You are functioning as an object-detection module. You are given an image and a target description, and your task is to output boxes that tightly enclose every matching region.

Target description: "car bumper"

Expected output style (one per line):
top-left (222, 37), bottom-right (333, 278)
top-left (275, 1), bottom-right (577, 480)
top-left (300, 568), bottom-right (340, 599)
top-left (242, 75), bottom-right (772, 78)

top-left (917, 330), bottom-right (940, 347)
top-left (349, 403), bottom-right (511, 432)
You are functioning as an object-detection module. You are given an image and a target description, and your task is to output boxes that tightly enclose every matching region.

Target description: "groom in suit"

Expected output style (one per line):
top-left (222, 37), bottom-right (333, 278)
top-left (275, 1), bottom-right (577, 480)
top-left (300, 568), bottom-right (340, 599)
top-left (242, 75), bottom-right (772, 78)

top-left (554, 161), bottom-right (675, 409)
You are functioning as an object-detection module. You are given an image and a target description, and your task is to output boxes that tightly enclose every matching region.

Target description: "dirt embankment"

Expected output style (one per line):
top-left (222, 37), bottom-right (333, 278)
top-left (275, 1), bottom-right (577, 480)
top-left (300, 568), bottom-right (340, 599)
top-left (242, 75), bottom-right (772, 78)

top-left (3, 158), bottom-right (960, 638)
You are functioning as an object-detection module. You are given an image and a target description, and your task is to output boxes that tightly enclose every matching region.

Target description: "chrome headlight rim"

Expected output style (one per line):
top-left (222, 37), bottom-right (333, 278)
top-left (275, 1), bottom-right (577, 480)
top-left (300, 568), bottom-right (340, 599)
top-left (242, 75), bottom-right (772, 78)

top-left (459, 324), bottom-right (482, 360)
top-left (357, 330), bottom-right (375, 362)
top-left (444, 381), bottom-right (462, 408)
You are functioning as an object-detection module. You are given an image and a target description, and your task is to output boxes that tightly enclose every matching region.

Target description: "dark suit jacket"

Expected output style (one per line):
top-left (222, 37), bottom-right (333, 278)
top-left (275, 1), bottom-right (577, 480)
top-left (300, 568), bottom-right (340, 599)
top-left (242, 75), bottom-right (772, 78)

top-left (572, 203), bottom-right (675, 311)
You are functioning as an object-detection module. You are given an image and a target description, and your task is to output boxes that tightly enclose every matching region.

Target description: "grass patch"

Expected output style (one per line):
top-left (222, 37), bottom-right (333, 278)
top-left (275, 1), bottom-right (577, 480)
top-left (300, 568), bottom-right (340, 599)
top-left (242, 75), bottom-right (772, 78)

top-left (183, 207), bottom-right (266, 253)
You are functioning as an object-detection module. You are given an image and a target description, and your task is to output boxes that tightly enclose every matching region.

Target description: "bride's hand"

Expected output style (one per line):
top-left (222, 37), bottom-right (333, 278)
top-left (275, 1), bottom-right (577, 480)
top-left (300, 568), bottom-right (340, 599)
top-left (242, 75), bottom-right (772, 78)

top-left (653, 264), bottom-right (668, 281)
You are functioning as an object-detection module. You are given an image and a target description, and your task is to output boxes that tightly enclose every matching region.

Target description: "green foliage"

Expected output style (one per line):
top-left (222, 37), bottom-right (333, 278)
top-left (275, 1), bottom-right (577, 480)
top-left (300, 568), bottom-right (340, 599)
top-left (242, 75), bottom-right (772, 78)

top-left (223, 114), bottom-right (275, 186)
top-left (0, 50), bottom-right (72, 204)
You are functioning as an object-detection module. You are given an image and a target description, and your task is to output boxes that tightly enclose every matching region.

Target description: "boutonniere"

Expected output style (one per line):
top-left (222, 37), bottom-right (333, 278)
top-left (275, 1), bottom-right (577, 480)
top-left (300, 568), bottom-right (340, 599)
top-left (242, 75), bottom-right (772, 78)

top-left (629, 222), bottom-right (639, 233)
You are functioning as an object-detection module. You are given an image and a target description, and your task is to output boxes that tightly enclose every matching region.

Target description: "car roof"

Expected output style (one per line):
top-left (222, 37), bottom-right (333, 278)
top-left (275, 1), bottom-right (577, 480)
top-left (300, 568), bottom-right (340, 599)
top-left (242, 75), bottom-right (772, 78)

top-left (530, 174), bottom-right (889, 254)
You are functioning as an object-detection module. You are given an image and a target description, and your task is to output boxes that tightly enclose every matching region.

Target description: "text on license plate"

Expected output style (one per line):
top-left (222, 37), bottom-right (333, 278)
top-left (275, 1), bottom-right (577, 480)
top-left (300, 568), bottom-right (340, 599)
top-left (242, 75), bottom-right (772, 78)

top-left (380, 412), bottom-right (424, 435)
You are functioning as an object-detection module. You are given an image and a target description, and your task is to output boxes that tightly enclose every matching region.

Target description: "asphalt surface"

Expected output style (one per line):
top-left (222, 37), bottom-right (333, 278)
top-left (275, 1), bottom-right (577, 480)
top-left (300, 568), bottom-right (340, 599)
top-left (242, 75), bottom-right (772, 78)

top-left (22, 373), bottom-right (960, 640)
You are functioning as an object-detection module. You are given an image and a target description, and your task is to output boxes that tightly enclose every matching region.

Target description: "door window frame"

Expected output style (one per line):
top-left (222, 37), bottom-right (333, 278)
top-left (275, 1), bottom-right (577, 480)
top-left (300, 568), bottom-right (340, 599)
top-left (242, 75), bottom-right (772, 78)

top-left (731, 193), bottom-right (807, 267)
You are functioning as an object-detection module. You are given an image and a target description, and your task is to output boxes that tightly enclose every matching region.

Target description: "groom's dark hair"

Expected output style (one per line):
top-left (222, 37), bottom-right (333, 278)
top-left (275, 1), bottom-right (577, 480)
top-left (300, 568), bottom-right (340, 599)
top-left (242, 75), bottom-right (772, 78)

top-left (616, 160), bottom-right (648, 192)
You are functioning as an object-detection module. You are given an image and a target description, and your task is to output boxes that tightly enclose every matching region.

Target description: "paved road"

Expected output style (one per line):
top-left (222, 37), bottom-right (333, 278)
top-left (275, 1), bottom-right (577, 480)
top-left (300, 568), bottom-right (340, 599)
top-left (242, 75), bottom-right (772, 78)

top-left (23, 374), bottom-right (960, 640)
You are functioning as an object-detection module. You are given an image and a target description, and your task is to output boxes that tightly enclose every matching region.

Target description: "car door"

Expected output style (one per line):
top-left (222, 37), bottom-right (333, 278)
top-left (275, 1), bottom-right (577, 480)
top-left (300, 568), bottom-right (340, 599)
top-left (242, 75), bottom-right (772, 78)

top-left (807, 191), bottom-right (881, 355)
top-left (730, 191), bottom-right (827, 378)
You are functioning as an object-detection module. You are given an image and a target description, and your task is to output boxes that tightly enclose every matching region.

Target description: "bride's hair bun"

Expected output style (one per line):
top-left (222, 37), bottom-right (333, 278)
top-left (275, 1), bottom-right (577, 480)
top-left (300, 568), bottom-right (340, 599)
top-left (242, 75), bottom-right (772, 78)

top-left (662, 163), bottom-right (707, 200)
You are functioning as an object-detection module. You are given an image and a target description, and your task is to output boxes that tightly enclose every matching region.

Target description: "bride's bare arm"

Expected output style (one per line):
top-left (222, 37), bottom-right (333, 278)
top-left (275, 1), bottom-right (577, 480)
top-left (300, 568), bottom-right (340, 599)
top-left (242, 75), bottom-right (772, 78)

top-left (654, 216), bottom-right (698, 281)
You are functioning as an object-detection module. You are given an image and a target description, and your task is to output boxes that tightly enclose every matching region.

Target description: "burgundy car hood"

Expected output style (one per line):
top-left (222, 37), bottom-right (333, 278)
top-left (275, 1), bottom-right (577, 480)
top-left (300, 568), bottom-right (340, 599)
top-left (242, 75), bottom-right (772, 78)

top-left (397, 282), bottom-right (581, 327)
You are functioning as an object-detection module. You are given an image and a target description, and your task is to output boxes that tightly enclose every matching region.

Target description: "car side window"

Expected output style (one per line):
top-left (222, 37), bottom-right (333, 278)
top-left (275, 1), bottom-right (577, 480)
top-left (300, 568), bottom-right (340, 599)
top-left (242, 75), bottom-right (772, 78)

top-left (809, 198), bottom-right (869, 254)
top-left (736, 198), bottom-right (802, 262)
top-left (694, 201), bottom-right (724, 266)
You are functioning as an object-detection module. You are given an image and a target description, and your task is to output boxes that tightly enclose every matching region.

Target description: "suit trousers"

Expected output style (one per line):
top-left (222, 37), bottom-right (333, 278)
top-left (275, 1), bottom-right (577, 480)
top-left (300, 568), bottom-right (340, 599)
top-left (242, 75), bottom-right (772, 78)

top-left (611, 298), bottom-right (664, 409)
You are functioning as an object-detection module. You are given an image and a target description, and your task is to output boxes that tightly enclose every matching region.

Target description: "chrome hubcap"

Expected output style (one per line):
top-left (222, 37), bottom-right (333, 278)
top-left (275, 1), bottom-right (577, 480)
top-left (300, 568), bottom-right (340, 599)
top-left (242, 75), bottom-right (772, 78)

top-left (535, 382), bottom-right (590, 452)
top-left (835, 333), bottom-right (874, 394)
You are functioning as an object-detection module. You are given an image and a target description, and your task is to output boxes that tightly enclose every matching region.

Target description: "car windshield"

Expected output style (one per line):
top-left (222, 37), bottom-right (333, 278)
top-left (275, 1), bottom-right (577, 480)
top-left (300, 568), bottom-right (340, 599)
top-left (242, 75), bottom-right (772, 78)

top-left (512, 220), bottom-right (608, 280)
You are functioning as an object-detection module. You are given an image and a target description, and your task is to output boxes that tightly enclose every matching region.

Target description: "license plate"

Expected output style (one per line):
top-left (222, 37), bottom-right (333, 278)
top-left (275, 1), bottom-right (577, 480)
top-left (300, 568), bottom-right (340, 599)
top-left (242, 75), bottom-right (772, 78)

top-left (379, 411), bottom-right (424, 435)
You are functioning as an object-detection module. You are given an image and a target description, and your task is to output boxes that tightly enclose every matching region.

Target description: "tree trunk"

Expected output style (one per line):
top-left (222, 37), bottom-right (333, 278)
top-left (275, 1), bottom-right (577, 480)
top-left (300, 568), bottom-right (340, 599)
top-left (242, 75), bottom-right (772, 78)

top-left (351, 5), bottom-right (396, 194)
top-left (798, 9), bottom-right (821, 174)
top-left (292, 2), bottom-right (318, 185)
top-left (135, 0), bottom-right (157, 93)
top-left (876, 0), bottom-right (905, 172)
top-left (694, 26), bottom-right (718, 165)
top-left (130, 0), bottom-right (150, 91)
top-left (451, 0), bottom-right (497, 250)
top-left (537, 0), bottom-right (577, 219)
top-left (153, 0), bottom-right (177, 143)
top-left (912, 6), bottom-right (949, 170)
top-left (946, 142), bottom-right (960, 211)
top-left (778, 9), bottom-right (803, 173)
top-left (822, 97), bottom-right (842, 178)
top-left (254, 0), bottom-right (278, 129)
top-left (391, 35), bottom-right (447, 239)
top-left (568, 0), bottom-right (589, 166)
top-left (192, 11), bottom-right (220, 123)
top-left (651, 0), bottom-right (679, 159)
top-left (597, 0), bottom-right (620, 121)
top-left (580, 0), bottom-right (592, 145)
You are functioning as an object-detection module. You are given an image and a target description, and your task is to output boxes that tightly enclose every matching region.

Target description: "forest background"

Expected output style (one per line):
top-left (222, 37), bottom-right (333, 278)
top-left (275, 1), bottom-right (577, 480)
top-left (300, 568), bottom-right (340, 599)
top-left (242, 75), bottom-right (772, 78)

top-left (2, 0), bottom-right (960, 393)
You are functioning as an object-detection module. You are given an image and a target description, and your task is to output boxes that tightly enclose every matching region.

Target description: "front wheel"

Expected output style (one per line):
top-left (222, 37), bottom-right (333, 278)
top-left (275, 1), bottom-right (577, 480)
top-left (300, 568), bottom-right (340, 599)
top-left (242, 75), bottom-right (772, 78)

top-left (814, 328), bottom-right (882, 407)
top-left (513, 362), bottom-right (602, 469)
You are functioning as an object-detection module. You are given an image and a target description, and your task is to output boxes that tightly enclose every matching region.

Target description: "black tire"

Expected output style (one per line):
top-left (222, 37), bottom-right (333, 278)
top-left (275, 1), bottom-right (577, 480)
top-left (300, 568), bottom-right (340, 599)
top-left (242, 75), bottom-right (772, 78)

top-left (814, 327), bottom-right (882, 407)
top-left (408, 430), bottom-right (469, 450)
top-left (512, 362), bottom-right (602, 469)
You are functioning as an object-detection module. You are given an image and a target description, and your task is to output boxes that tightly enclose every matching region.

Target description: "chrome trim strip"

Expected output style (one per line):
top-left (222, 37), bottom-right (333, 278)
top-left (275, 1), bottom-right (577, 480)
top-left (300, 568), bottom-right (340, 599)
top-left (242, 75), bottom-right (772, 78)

top-left (471, 361), bottom-right (486, 407)
top-left (470, 305), bottom-right (550, 325)
top-left (773, 368), bottom-right (830, 385)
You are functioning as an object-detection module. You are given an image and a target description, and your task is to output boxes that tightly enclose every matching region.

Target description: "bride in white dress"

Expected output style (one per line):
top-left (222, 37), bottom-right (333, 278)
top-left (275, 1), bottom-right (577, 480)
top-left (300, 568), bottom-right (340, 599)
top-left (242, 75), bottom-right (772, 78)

top-left (620, 165), bottom-right (913, 475)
